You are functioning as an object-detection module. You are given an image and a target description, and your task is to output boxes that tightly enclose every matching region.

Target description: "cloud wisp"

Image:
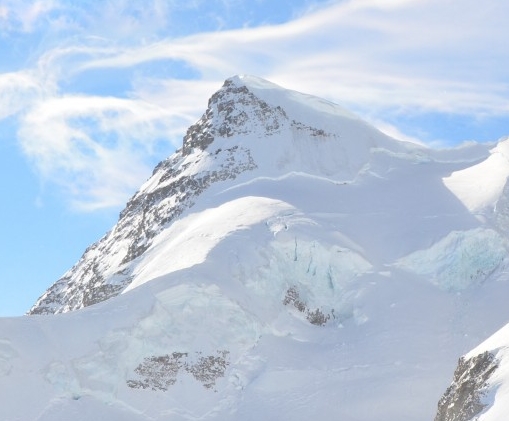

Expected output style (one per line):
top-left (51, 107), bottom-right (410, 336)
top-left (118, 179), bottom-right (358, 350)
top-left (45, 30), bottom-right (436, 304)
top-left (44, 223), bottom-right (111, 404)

top-left (1, 0), bottom-right (508, 210)
top-left (80, 0), bottom-right (507, 115)
top-left (18, 94), bottom-right (191, 210)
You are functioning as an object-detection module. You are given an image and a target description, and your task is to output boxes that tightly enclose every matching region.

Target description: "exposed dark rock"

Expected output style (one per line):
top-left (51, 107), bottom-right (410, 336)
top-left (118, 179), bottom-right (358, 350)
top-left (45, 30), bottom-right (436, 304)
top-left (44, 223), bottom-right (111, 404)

top-left (181, 79), bottom-right (287, 156)
top-left (283, 286), bottom-right (333, 326)
top-left (29, 75), bottom-right (344, 315)
top-left (292, 121), bottom-right (330, 138)
top-left (186, 351), bottom-right (230, 389)
top-left (434, 351), bottom-right (498, 421)
top-left (118, 144), bottom-right (256, 265)
top-left (127, 351), bottom-right (230, 391)
top-left (127, 352), bottom-right (187, 391)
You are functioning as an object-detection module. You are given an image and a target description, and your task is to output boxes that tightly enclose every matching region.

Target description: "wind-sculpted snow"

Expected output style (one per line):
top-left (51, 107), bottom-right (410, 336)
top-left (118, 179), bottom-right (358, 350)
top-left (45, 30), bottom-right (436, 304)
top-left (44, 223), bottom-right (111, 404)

top-left (123, 197), bottom-right (295, 292)
top-left (124, 194), bottom-right (373, 327)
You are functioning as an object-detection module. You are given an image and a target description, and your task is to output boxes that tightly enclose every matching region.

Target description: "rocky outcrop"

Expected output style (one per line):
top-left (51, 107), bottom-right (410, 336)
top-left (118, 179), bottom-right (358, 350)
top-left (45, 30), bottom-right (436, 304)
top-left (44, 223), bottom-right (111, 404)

top-left (283, 286), bottom-right (334, 326)
top-left (127, 351), bottom-right (230, 391)
top-left (182, 79), bottom-right (287, 155)
top-left (434, 351), bottom-right (498, 421)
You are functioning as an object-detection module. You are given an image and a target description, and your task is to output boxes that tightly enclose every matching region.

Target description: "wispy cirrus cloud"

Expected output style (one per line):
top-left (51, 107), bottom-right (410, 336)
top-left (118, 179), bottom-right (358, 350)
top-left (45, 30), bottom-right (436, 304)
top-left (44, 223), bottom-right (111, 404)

top-left (0, 71), bottom-right (46, 118)
top-left (1, 0), bottom-right (508, 210)
top-left (74, 0), bottom-right (509, 117)
top-left (17, 94), bottom-right (193, 210)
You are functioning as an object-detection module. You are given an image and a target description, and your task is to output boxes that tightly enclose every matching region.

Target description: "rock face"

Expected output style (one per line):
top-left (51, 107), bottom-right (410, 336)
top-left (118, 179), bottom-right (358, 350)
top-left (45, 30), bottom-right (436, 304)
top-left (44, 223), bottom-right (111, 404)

top-left (29, 79), bottom-right (270, 314)
top-left (434, 351), bottom-right (498, 421)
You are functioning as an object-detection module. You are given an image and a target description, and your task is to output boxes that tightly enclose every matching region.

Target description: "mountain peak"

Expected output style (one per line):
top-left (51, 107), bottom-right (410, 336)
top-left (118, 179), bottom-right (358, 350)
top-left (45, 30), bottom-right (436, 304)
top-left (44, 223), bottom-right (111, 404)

top-left (181, 75), bottom-right (289, 155)
top-left (226, 74), bottom-right (363, 122)
top-left (225, 74), bottom-right (278, 91)
top-left (29, 75), bottom-right (420, 315)
top-left (182, 74), bottom-right (380, 157)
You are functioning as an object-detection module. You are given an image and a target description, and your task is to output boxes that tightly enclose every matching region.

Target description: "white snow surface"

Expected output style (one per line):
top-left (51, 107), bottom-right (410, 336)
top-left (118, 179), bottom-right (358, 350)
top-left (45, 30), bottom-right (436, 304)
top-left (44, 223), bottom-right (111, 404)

top-left (3, 75), bottom-right (509, 420)
top-left (443, 138), bottom-right (509, 214)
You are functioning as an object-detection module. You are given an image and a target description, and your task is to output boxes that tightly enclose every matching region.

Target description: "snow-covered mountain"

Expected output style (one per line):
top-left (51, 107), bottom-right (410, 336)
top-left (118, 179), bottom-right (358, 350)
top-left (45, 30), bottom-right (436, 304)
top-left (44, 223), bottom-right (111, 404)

top-left (2, 75), bottom-right (509, 420)
top-left (29, 75), bottom-right (421, 315)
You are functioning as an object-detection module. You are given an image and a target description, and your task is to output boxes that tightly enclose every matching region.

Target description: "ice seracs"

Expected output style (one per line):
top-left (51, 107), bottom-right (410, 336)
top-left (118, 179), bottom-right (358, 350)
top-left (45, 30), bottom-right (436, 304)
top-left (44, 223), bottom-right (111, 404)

top-left (394, 227), bottom-right (508, 291)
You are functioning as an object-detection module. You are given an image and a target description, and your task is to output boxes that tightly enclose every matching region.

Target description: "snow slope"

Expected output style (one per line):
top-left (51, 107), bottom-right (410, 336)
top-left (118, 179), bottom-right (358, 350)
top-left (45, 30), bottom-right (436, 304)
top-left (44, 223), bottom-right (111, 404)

top-left (1, 76), bottom-right (509, 420)
top-left (443, 138), bottom-right (509, 215)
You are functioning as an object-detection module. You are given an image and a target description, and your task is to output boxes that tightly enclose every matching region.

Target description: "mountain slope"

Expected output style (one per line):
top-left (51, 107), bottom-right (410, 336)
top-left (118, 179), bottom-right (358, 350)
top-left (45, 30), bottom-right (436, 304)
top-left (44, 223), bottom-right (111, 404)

top-left (2, 75), bottom-right (509, 420)
top-left (29, 75), bottom-right (422, 315)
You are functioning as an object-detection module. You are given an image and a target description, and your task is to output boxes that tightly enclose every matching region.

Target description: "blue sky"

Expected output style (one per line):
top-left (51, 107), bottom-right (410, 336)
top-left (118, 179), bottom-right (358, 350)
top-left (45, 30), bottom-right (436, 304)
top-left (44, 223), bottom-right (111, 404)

top-left (0, 0), bottom-right (508, 316)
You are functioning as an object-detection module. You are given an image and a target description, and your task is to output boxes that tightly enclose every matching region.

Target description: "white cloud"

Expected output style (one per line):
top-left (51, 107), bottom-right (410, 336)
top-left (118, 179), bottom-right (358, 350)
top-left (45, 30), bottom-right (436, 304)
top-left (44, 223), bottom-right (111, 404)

top-left (0, 71), bottom-right (44, 118)
top-left (1, 0), bottom-right (508, 211)
top-left (76, 0), bottom-right (509, 115)
top-left (18, 95), bottom-right (186, 210)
